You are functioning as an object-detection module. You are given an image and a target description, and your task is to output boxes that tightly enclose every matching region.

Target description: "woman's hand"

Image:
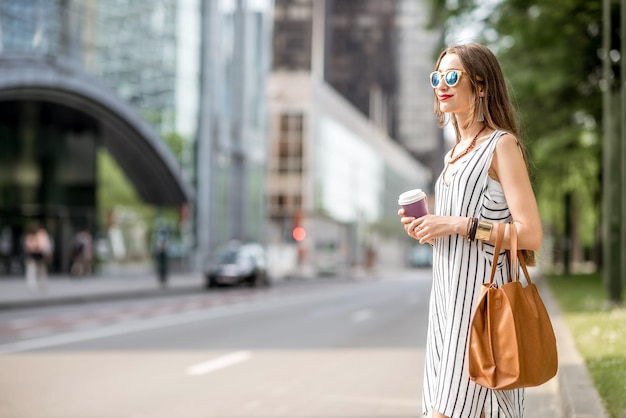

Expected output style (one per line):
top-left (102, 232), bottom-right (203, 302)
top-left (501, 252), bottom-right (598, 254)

top-left (398, 209), bottom-right (433, 245)
top-left (398, 209), bottom-right (467, 244)
top-left (398, 208), bottom-right (419, 239)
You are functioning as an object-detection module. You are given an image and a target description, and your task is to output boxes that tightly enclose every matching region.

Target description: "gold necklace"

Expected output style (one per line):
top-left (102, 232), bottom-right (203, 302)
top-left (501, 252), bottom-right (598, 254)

top-left (448, 125), bottom-right (486, 165)
top-left (442, 125), bottom-right (486, 182)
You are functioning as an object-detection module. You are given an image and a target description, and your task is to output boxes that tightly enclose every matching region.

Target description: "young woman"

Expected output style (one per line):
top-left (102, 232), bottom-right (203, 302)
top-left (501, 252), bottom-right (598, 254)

top-left (399, 43), bottom-right (542, 417)
top-left (23, 222), bottom-right (52, 292)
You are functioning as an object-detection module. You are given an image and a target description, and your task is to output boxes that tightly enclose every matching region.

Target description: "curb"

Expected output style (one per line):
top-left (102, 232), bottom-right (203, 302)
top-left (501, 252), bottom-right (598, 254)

top-left (539, 278), bottom-right (609, 418)
top-left (0, 284), bottom-right (206, 311)
top-left (0, 275), bottom-right (315, 311)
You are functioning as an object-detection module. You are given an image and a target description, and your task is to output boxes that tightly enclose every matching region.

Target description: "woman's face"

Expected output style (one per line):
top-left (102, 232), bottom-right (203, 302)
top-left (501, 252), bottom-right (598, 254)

top-left (434, 53), bottom-right (476, 116)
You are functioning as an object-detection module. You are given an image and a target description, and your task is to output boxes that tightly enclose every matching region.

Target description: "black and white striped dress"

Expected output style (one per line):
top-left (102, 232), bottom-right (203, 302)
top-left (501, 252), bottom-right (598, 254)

top-left (422, 130), bottom-right (524, 418)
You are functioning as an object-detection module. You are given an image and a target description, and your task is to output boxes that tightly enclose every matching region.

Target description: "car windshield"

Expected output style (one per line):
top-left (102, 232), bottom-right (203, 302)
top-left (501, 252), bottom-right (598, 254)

top-left (215, 249), bottom-right (239, 264)
top-left (211, 243), bottom-right (263, 266)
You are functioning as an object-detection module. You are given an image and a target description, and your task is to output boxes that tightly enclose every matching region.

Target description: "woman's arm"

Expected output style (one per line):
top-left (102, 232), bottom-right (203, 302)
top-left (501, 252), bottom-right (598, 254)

top-left (487, 133), bottom-right (542, 250)
top-left (399, 210), bottom-right (467, 244)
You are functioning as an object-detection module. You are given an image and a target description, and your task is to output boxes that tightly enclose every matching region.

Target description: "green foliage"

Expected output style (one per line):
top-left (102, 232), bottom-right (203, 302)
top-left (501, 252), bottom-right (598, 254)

top-left (547, 273), bottom-right (626, 418)
top-left (96, 149), bottom-right (156, 230)
top-left (96, 132), bottom-right (185, 235)
top-left (163, 132), bottom-right (184, 163)
top-left (489, 1), bottom-right (603, 251)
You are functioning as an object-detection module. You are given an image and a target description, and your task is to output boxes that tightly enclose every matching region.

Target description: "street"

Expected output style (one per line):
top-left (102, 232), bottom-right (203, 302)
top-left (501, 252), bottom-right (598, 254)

top-left (0, 270), bottom-right (559, 417)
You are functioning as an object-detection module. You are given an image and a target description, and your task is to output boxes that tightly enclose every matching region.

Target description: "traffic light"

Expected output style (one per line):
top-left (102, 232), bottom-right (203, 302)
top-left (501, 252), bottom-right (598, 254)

top-left (292, 226), bottom-right (306, 242)
top-left (291, 211), bottom-right (306, 242)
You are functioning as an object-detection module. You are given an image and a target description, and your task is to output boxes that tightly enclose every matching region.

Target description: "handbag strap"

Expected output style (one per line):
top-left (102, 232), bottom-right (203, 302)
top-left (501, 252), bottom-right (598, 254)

top-left (488, 222), bottom-right (506, 285)
top-left (508, 223), bottom-right (534, 285)
top-left (509, 222), bottom-right (519, 283)
top-left (518, 249), bottom-right (534, 285)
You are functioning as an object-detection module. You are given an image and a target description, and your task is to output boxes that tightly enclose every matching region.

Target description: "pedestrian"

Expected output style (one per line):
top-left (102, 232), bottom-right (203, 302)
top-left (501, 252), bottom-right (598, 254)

top-left (70, 229), bottom-right (93, 277)
top-left (153, 220), bottom-right (169, 288)
top-left (23, 222), bottom-right (53, 292)
top-left (0, 226), bottom-right (13, 274)
top-left (398, 43), bottom-right (542, 418)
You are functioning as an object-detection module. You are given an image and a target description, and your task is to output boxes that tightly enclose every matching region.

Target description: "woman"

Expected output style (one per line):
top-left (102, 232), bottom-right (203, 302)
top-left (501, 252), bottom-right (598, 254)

top-left (23, 222), bottom-right (52, 292)
top-left (399, 43), bottom-right (542, 417)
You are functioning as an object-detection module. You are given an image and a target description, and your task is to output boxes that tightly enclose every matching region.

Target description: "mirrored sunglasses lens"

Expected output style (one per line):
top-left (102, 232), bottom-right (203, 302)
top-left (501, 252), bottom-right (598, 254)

top-left (430, 72), bottom-right (441, 87)
top-left (445, 71), bottom-right (459, 86)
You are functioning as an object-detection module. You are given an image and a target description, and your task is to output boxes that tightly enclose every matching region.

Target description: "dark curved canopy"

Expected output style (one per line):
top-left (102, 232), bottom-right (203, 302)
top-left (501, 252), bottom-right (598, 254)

top-left (0, 55), bottom-right (192, 206)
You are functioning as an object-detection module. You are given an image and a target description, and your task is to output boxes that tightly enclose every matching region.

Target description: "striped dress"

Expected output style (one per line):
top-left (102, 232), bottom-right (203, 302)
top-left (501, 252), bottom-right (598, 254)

top-left (422, 130), bottom-right (524, 418)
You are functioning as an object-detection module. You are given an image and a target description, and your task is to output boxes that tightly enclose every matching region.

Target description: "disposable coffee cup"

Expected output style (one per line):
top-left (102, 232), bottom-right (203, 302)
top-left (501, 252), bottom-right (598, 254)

top-left (398, 189), bottom-right (428, 218)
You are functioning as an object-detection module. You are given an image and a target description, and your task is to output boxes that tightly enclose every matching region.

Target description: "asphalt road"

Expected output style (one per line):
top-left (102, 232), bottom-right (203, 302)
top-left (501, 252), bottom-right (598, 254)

top-left (0, 270), bottom-right (560, 418)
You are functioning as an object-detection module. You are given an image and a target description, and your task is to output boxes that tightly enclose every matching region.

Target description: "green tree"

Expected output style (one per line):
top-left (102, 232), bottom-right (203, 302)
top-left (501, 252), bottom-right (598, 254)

top-left (97, 149), bottom-right (155, 231)
top-left (491, 0), bottom-right (603, 273)
top-left (163, 132), bottom-right (184, 164)
top-left (97, 133), bottom-right (185, 238)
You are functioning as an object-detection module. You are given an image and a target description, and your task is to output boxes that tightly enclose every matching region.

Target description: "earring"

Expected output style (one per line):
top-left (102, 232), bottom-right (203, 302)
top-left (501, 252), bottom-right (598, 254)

top-left (477, 97), bottom-right (485, 122)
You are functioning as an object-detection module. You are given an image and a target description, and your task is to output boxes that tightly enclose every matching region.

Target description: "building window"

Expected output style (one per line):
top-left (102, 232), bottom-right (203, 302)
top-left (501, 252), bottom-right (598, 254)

top-left (269, 112), bottom-right (306, 216)
top-left (275, 112), bottom-right (303, 174)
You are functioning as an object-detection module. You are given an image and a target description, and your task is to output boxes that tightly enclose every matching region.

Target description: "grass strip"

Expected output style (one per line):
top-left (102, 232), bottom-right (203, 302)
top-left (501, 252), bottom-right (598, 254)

top-left (546, 273), bottom-right (626, 418)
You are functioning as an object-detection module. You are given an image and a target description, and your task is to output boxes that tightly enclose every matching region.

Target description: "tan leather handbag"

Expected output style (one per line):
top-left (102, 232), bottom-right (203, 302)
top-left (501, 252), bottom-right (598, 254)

top-left (468, 223), bottom-right (558, 390)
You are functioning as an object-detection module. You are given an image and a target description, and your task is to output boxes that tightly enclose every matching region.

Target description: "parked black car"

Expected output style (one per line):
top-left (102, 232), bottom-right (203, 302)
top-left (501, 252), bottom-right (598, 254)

top-left (204, 241), bottom-right (269, 288)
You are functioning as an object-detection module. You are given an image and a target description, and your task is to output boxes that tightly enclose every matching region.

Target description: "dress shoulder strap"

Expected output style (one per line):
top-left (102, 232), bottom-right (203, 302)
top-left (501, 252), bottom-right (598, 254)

top-left (468, 130), bottom-right (508, 217)
top-left (483, 130), bottom-right (507, 157)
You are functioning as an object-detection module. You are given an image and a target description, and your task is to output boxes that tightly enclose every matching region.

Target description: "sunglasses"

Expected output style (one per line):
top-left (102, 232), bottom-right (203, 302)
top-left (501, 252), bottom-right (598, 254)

top-left (430, 70), bottom-right (466, 88)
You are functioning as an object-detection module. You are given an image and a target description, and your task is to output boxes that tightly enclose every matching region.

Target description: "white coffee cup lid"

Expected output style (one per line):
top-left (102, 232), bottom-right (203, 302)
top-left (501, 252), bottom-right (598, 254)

top-left (398, 189), bottom-right (426, 205)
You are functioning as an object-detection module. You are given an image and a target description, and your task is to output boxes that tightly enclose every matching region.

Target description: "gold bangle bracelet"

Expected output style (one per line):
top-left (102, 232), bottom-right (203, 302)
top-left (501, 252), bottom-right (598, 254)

top-left (475, 221), bottom-right (493, 241)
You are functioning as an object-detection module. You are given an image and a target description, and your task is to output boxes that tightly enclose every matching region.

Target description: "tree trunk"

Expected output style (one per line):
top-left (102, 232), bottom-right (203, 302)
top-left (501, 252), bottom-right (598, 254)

top-left (602, 0), bottom-right (622, 304)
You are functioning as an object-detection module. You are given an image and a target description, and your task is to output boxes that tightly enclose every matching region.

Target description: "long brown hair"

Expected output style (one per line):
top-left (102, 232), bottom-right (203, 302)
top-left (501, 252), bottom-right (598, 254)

top-left (434, 43), bottom-right (536, 266)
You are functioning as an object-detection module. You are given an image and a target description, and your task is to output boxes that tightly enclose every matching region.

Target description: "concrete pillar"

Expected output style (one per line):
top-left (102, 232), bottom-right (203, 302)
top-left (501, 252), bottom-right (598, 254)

top-left (195, 0), bottom-right (218, 268)
top-left (231, 0), bottom-right (247, 241)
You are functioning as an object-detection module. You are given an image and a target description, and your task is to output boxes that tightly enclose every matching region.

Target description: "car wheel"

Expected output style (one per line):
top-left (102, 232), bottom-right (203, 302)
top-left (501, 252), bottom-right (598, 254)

top-left (205, 275), bottom-right (218, 289)
top-left (246, 273), bottom-right (258, 287)
top-left (254, 271), bottom-right (269, 287)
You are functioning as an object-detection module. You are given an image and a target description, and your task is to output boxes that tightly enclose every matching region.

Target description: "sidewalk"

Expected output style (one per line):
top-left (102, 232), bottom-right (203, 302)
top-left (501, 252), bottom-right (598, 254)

top-left (0, 267), bottom-right (609, 417)
top-left (0, 264), bottom-right (206, 310)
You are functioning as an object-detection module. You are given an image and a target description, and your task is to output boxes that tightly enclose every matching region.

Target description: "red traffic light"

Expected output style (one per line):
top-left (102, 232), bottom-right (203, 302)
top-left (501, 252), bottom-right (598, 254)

top-left (292, 226), bottom-right (306, 242)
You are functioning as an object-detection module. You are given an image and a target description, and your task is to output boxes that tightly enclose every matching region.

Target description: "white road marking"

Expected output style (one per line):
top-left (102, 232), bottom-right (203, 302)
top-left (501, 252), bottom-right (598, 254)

top-left (186, 351), bottom-right (251, 376)
top-left (351, 309), bottom-right (372, 322)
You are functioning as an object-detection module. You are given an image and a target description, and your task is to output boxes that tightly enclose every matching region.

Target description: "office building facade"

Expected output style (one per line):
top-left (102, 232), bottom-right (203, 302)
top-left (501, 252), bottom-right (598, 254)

top-left (273, 0), bottom-right (442, 182)
top-left (268, 0), bottom-right (432, 275)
